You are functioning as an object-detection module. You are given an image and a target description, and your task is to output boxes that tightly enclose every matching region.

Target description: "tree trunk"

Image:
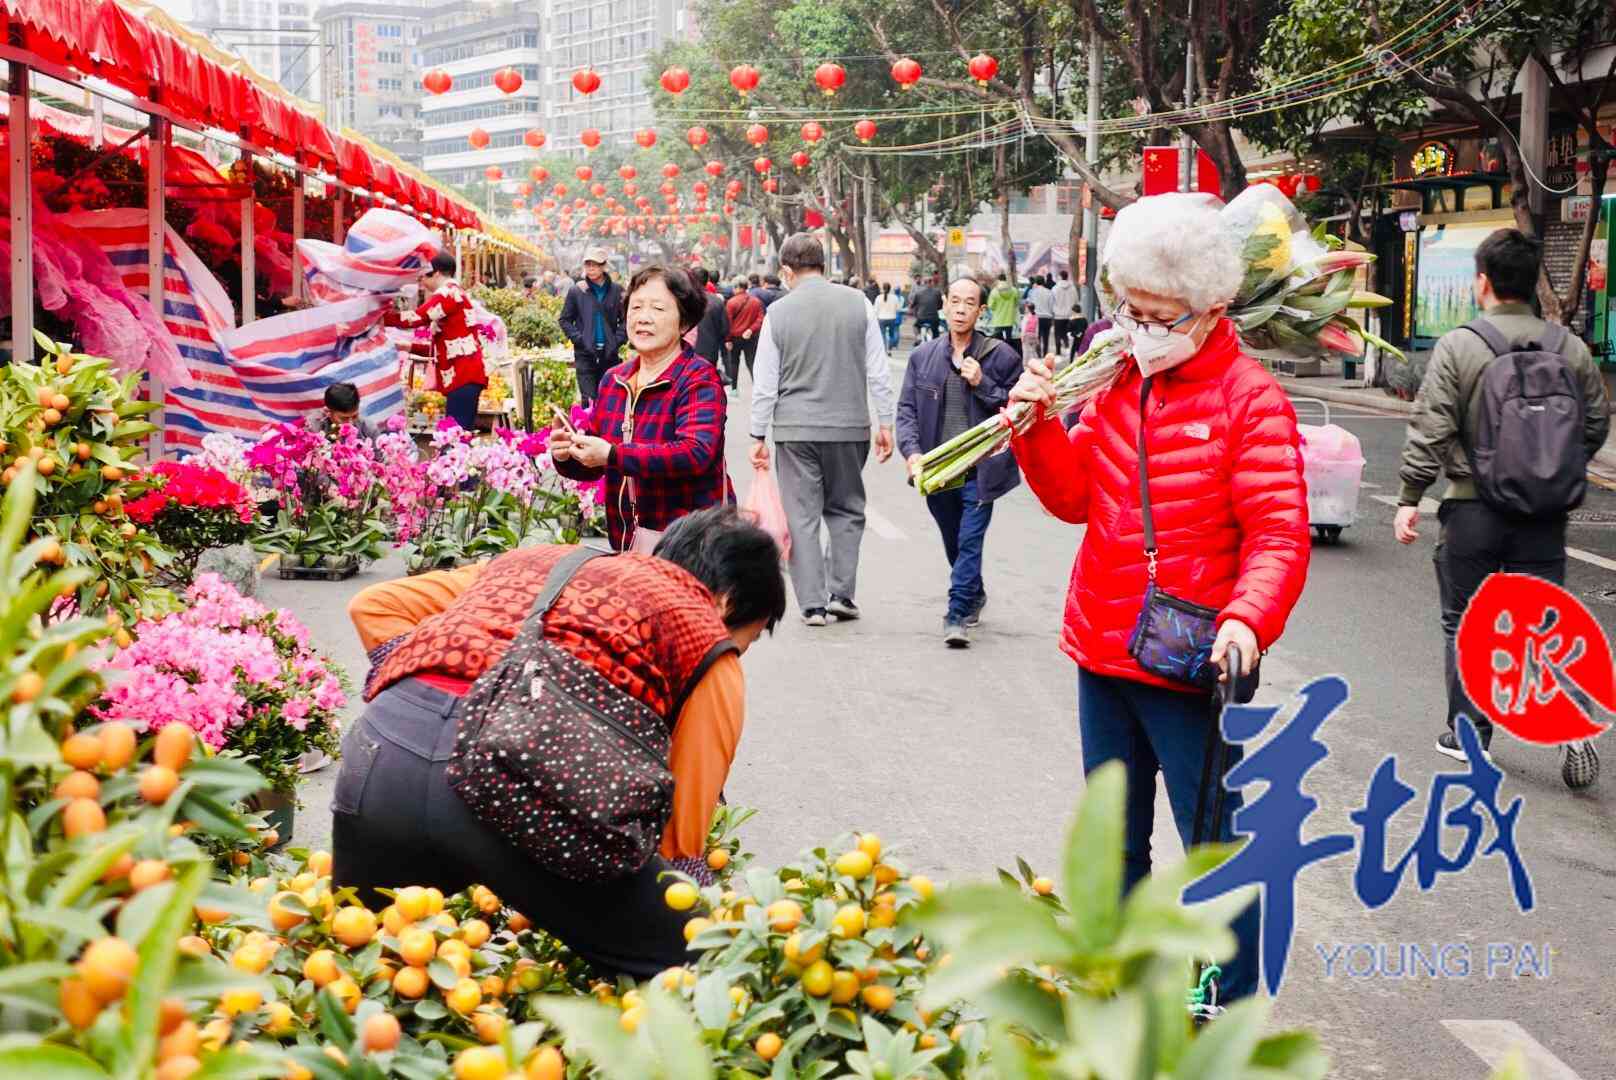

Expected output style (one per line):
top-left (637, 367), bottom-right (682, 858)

top-left (1562, 149), bottom-right (1608, 323)
top-left (996, 142), bottom-right (1017, 283)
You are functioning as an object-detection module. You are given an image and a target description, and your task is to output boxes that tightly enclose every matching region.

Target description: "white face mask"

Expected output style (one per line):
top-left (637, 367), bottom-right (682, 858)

top-left (1129, 313), bottom-right (1204, 377)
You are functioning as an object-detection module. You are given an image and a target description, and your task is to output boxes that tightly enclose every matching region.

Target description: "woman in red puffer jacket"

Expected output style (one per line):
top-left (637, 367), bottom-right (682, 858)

top-left (1009, 193), bottom-right (1310, 1003)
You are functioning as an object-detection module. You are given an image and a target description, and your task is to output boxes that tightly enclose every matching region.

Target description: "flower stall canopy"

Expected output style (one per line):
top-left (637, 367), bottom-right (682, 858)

top-left (0, 0), bottom-right (506, 237)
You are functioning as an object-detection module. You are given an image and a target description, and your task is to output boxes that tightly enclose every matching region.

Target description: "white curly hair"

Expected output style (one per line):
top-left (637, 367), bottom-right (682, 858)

top-left (1103, 193), bottom-right (1243, 313)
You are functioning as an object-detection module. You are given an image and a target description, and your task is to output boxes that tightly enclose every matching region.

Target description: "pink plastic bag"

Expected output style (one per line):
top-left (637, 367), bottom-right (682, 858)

top-left (742, 465), bottom-right (791, 561)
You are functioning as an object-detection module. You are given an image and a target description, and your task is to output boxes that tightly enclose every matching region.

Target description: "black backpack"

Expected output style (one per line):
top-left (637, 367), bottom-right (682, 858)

top-left (1461, 319), bottom-right (1587, 518)
top-left (445, 548), bottom-right (732, 882)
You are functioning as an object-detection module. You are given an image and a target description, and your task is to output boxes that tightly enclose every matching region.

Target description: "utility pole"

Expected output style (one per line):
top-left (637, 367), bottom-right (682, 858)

top-left (1083, 31), bottom-right (1101, 321)
top-left (1179, 0), bottom-right (1196, 192)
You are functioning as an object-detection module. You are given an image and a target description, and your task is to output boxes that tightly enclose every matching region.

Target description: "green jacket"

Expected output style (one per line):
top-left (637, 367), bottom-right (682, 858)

top-left (1398, 302), bottom-right (1611, 506)
top-left (987, 282), bottom-right (1020, 328)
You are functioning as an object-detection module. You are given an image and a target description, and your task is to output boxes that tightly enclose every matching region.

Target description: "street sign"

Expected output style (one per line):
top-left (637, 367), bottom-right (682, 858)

top-left (1562, 195), bottom-right (1593, 224)
top-left (946, 227), bottom-right (964, 250)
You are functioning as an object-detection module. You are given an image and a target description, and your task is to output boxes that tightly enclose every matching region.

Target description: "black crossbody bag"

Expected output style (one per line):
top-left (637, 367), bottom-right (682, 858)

top-left (1126, 377), bottom-right (1260, 703)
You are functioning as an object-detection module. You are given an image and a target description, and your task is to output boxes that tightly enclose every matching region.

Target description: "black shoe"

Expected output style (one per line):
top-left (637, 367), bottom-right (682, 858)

top-left (943, 619), bottom-right (970, 648)
top-left (803, 609), bottom-right (828, 627)
top-left (827, 596), bottom-right (860, 621)
top-left (964, 594), bottom-right (987, 628)
top-left (1563, 740), bottom-right (1600, 789)
top-left (1436, 730), bottom-right (1492, 764)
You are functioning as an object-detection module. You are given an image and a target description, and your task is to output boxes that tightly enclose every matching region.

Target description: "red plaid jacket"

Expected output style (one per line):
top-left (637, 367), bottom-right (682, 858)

top-left (555, 348), bottom-right (730, 549)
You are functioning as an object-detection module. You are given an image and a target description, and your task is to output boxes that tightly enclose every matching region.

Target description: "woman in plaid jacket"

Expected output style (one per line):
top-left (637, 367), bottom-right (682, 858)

top-left (551, 266), bottom-right (730, 551)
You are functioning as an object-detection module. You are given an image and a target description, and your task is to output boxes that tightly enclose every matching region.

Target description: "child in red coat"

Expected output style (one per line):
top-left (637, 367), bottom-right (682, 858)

top-left (386, 252), bottom-right (487, 429)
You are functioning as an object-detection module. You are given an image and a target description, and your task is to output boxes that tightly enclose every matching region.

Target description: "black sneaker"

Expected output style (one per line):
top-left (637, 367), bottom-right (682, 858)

top-left (827, 596), bottom-right (860, 621)
top-left (1563, 739), bottom-right (1600, 790)
top-left (943, 619), bottom-right (970, 648)
top-left (1435, 730), bottom-right (1492, 764)
top-left (964, 594), bottom-right (988, 628)
top-left (803, 608), bottom-right (828, 627)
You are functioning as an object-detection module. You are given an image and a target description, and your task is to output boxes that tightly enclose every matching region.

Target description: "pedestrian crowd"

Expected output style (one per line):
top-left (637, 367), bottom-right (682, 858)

top-left (325, 200), bottom-right (1610, 1012)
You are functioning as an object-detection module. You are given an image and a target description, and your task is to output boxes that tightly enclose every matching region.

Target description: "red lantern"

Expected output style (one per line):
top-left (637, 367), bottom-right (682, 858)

top-left (763, 177), bottom-right (779, 194)
top-left (853, 119), bottom-right (877, 144)
top-left (800, 121), bottom-right (824, 144)
top-left (660, 66), bottom-right (690, 95)
top-left (572, 69), bottom-right (601, 95)
top-left (967, 53), bottom-right (998, 86)
top-left (618, 164), bottom-right (637, 181)
top-left (726, 180), bottom-right (743, 197)
top-left (791, 150), bottom-right (811, 171)
top-left (530, 165), bottom-right (549, 183)
top-left (467, 128), bottom-right (490, 150)
top-left (493, 66), bottom-right (523, 94)
top-left (523, 129), bottom-right (546, 149)
top-left (484, 165), bottom-right (504, 181)
top-left (553, 183), bottom-right (569, 198)
top-left (813, 62), bottom-right (846, 97)
top-left (1303, 174), bottom-right (1322, 193)
top-left (662, 162), bottom-right (681, 179)
top-left (705, 160), bottom-right (724, 177)
top-left (686, 125), bottom-right (709, 149)
top-left (518, 182), bottom-right (533, 196)
top-left (624, 182), bottom-right (639, 197)
top-left (746, 124), bottom-right (769, 147)
top-left (729, 64), bottom-right (760, 96)
top-left (591, 183), bottom-right (606, 197)
top-left (512, 198), bottom-right (525, 210)
top-left (575, 164), bottom-right (593, 181)
top-left (753, 156), bottom-right (772, 175)
top-left (635, 128), bottom-right (658, 149)
top-left (422, 69), bottom-right (452, 95)
top-left (579, 128), bottom-right (601, 151)
top-left (891, 57), bottom-right (922, 91)
top-left (659, 181), bottom-right (676, 196)
top-left (692, 181), bottom-right (709, 198)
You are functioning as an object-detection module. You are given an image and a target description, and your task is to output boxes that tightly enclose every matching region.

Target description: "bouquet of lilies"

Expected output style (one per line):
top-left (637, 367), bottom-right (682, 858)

top-left (918, 186), bottom-right (1399, 496)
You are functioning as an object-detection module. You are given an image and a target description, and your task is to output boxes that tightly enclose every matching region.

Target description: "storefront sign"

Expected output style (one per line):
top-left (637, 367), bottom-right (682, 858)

top-left (1561, 195), bottom-right (1593, 224)
top-left (1545, 124), bottom-right (1578, 189)
top-left (1410, 140), bottom-right (1456, 178)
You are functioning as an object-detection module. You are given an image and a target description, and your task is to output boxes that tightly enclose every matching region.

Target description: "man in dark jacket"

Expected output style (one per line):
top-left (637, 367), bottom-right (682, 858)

top-left (896, 276), bottom-right (1024, 647)
top-left (909, 277), bottom-right (944, 341)
top-left (690, 267), bottom-right (730, 374)
top-left (751, 274), bottom-right (785, 310)
top-left (558, 246), bottom-right (625, 404)
top-left (1395, 227), bottom-right (1610, 782)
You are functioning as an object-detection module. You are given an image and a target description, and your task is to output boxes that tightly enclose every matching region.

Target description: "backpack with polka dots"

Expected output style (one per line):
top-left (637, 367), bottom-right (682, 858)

top-left (446, 547), bottom-right (701, 882)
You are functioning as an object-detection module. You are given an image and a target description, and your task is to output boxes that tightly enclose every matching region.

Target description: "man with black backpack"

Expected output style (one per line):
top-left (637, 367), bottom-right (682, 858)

top-left (1395, 228), bottom-right (1610, 785)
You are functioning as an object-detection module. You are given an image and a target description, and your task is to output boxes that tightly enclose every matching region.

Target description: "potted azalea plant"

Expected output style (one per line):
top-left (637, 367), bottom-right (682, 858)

top-left (93, 573), bottom-right (345, 840)
top-left (124, 458), bottom-right (256, 587)
top-left (247, 420), bottom-right (389, 576)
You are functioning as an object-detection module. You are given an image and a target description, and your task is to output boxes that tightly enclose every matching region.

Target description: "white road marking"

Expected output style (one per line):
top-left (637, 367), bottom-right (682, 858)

top-left (1368, 495), bottom-right (1616, 573)
top-left (1441, 1020), bottom-right (1585, 1080)
top-left (865, 505), bottom-right (907, 541)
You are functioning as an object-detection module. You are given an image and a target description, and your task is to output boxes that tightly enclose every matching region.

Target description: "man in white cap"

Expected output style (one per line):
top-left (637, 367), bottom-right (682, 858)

top-left (559, 246), bottom-right (626, 404)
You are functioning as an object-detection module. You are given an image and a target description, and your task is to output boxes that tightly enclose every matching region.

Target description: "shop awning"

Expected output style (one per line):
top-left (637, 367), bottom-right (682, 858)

top-left (0, 0), bottom-right (526, 244)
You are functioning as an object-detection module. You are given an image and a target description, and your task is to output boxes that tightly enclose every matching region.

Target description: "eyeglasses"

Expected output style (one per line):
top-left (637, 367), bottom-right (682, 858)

top-left (1113, 309), bottom-right (1197, 339)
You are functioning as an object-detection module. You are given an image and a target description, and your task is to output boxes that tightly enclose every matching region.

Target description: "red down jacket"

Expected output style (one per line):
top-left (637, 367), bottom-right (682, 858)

top-left (1011, 319), bottom-right (1310, 690)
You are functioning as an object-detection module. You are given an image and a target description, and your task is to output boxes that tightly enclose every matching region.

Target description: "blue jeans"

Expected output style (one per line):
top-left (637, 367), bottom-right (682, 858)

top-left (880, 318), bottom-right (900, 350)
top-left (1076, 668), bottom-right (1261, 1002)
top-left (924, 475), bottom-right (992, 622)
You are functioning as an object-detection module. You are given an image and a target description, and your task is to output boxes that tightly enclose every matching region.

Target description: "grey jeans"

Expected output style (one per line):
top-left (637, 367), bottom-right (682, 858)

top-left (774, 440), bottom-right (870, 612)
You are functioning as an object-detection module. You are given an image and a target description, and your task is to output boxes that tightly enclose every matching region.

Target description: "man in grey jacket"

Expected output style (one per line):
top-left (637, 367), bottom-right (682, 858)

top-left (750, 234), bottom-right (896, 625)
top-left (1395, 228), bottom-right (1610, 782)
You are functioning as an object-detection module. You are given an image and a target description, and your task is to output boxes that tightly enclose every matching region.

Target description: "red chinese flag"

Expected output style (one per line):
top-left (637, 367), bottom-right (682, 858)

top-left (1141, 147), bottom-right (1221, 196)
top-left (738, 224), bottom-right (754, 249)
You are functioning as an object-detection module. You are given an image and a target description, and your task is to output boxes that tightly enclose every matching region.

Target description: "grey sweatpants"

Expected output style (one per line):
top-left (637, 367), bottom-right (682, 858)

top-left (774, 440), bottom-right (870, 612)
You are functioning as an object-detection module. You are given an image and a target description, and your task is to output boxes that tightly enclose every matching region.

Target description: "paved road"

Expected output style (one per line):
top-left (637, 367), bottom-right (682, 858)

top-left (264, 357), bottom-right (1616, 1080)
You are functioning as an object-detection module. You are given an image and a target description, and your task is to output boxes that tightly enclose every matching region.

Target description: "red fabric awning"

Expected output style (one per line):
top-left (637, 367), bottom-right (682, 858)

top-left (0, 0), bottom-right (489, 236)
